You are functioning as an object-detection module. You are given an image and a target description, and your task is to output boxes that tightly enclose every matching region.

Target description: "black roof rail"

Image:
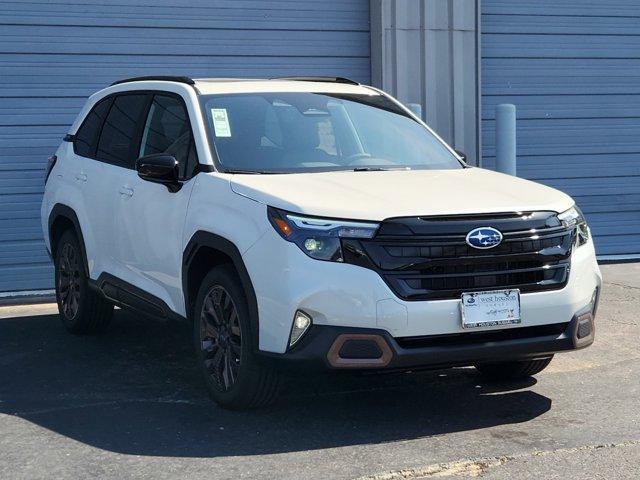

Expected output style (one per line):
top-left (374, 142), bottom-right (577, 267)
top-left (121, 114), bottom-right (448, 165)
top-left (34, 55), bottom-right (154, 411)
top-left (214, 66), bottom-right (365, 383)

top-left (110, 76), bottom-right (195, 86)
top-left (273, 76), bottom-right (360, 86)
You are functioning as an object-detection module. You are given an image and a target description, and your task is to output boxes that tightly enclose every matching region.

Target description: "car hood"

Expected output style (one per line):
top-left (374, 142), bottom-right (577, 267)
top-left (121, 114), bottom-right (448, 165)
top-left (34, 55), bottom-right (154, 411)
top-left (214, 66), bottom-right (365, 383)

top-left (229, 167), bottom-right (574, 221)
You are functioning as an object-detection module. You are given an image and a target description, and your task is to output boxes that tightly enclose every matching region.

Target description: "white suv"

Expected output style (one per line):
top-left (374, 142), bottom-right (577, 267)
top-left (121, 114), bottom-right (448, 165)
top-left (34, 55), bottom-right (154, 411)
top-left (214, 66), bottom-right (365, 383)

top-left (42, 76), bottom-right (602, 408)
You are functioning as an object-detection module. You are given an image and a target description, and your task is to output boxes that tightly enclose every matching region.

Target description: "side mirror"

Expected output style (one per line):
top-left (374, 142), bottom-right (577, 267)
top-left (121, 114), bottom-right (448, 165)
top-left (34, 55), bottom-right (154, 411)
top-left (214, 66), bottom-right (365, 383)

top-left (454, 149), bottom-right (467, 163)
top-left (136, 154), bottom-right (181, 192)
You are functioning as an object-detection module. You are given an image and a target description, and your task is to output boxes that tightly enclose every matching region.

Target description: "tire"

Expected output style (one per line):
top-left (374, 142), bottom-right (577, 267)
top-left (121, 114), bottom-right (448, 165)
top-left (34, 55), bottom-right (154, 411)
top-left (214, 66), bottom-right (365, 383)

top-left (475, 356), bottom-right (553, 380)
top-left (193, 265), bottom-right (281, 409)
top-left (54, 229), bottom-right (113, 334)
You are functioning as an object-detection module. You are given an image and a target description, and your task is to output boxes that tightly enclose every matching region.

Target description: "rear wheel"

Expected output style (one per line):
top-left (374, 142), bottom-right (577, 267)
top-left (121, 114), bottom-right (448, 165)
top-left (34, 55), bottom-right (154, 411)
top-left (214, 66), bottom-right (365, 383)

top-left (475, 356), bottom-right (553, 380)
top-left (54, 230), bottom-right (113, 334)
top-left (193, 266), bottom-right (280, 409)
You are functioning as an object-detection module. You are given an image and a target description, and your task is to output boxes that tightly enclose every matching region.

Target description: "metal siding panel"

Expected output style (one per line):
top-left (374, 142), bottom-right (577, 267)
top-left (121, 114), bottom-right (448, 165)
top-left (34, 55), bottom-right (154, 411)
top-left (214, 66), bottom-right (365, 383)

top-left (482, 153), bottom-right (640, 181)
top-left (0, 0), bottom-right (370, 292)
top-left (484, 34), bottom-right (640, 59)
top-left (483, 14), bottom-right (640, 35)
top-left (2, 0), bottom-right (369, 30)
top-left (481, 2), bottom-right (640, 256)
top-left (482, 0), bottom-right (640, 17)
top-left (482, 58), bottom-right (640, 96)
top-left (482, 95), bottom-right (640, 121)
top-left (482, 118), bottom-right (640, 157)
top-left (1, 26), bottom-right (370, 56)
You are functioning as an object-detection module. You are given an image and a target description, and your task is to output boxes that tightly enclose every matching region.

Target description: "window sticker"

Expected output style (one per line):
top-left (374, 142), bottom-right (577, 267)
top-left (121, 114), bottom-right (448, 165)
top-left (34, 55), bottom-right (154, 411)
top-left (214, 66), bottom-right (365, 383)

top-left (211, 108), bottom-right (231, 137)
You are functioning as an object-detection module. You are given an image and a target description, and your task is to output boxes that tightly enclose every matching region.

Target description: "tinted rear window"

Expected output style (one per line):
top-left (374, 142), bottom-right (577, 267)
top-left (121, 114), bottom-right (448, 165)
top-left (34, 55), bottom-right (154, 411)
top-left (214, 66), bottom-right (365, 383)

top-left (96, 94), bottom-right (148, 167)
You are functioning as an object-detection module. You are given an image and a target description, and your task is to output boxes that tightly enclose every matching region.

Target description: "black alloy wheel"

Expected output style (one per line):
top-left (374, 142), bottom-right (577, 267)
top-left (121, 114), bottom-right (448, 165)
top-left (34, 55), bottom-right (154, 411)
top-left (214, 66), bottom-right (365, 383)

top-left (193, 266), bottom-right (281, 409)
top-left (54, 229), bottom-right (113, 334)
top-left (199, 285), bottom-right (242, 391)
top-left (57, 241), bottom-right (82, 320)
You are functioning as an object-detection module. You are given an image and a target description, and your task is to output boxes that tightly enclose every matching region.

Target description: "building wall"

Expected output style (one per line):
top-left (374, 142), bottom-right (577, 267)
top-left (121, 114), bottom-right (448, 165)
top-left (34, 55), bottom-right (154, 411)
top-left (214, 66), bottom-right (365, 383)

top-left (3, 0), bottom-right (639, 294)
top-left (0, 0), bottom-right (371, 292)
top-left (370, 0), bottom-right (480, 165)
top-left (482, 0), bottom-right (640, 256)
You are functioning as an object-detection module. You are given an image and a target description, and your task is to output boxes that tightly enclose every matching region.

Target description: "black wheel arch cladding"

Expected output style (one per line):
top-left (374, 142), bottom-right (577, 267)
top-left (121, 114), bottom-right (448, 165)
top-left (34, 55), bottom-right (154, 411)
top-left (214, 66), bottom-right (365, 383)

top-left (183, 231), bottom-right (260, 350)
top-left (49, 204), bottom-right (90, 277)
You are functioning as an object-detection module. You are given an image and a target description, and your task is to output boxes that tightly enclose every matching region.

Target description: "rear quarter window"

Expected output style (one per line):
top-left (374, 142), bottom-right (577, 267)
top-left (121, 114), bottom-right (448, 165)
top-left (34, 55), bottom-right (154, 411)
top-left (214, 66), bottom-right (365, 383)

top-left (73, 97), bottom-right (111, 158)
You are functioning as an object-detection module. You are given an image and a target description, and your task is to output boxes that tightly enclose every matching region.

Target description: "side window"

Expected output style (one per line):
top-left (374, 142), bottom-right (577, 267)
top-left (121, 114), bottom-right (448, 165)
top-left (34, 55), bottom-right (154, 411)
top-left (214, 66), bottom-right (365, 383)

top-left (139, 94), bottom-right (195, 179)
top-left (96, 94), bottom-right (148, 168)
top-left (74, 97), bottom-right (111, 158)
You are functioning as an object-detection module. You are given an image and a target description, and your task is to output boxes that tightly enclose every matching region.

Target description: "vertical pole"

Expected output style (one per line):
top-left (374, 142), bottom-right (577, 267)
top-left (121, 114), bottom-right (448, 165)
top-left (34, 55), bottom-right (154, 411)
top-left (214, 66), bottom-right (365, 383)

top-left (407, 103), bottom-right (423, 121)
top-left (495, 104), bottom-right (516, 176)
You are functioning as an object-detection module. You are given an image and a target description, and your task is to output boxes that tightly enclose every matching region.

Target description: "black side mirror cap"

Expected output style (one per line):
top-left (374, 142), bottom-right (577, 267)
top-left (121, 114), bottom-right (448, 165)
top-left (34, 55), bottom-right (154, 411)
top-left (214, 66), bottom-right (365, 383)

top-left (136, 154), bottom-right (182, 192)
top-left (454, 149), bottom-right (467, 163)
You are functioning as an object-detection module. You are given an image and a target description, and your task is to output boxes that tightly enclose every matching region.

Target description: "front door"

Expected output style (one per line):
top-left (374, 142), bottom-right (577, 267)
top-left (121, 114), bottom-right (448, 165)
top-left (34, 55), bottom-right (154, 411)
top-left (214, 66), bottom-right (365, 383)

top-left (114, 93), bottom-right (199, 316)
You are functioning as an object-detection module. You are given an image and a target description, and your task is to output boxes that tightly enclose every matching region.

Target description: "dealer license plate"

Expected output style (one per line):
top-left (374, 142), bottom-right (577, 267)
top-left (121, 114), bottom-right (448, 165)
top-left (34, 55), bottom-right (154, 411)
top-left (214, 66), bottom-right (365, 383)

top-left (461, 289), bottom-right (521, 329)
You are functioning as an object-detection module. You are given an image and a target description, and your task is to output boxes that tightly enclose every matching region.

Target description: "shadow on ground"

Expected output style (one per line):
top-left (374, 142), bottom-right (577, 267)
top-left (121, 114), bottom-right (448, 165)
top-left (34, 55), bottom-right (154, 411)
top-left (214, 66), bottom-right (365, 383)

top-left (0, 310), bottom-right (550, 457)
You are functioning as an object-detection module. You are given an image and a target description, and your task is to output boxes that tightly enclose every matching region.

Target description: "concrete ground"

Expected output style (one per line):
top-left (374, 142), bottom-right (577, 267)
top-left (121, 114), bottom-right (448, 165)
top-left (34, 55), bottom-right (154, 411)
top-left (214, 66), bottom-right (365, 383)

top-left (0, 263), bottom-right (638, 479)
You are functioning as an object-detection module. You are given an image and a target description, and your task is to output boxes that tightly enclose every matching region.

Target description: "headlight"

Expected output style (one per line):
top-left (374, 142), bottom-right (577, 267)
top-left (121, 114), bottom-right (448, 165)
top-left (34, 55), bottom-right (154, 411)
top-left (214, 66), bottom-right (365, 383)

top-left (268, 206), bottom-right (379, 261)
top-left (558, 206), bottom-right (590, 247)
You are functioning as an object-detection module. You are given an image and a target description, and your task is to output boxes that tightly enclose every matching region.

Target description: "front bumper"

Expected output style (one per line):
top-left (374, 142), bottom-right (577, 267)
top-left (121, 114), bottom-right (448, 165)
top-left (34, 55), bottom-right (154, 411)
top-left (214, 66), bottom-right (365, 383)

top-left (260, 300), bottom-right (597, 371)
top-left (244, 222), bottom-right (602, 354)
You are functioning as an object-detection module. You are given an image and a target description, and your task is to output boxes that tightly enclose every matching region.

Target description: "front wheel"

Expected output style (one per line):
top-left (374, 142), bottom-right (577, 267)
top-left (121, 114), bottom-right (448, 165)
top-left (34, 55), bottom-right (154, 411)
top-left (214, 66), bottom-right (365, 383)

top-left (193, 266), bottom-right (280, 409)
top-left (474, 356), bottom-right (553, 380)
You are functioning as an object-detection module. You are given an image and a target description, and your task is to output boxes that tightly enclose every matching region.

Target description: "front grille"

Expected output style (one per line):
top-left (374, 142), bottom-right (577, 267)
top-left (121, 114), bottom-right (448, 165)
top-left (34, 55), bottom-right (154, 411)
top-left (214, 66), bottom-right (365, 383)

top-left (343, 211), bottom-right (574, 300)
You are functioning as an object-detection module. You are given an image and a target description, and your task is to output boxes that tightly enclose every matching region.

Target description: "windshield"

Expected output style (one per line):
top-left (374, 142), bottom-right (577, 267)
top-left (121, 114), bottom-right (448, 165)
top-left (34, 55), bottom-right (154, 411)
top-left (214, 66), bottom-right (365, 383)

top-left (200, 92), bottom-right (462, 173)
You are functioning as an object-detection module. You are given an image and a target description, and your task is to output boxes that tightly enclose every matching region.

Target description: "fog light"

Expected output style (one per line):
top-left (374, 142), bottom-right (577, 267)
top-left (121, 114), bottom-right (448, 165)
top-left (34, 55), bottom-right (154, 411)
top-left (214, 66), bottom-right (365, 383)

top-left (289, 310), bottom-right (312, 347)
top-left (576, 314), bottom-right (593, 339)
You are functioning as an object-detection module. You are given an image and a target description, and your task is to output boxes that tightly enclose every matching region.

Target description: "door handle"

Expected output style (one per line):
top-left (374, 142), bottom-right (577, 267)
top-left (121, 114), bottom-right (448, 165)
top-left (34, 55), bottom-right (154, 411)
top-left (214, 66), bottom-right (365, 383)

top-left (119, 186), bottom-right (134, 197)
top-left (75, 173), bottom-right (87, 182)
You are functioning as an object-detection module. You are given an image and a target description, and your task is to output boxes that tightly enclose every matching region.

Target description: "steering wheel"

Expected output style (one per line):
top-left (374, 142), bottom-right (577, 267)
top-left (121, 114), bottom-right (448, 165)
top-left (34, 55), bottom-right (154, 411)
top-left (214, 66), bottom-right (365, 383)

top-left (344, 153), bottom-right (372, 165)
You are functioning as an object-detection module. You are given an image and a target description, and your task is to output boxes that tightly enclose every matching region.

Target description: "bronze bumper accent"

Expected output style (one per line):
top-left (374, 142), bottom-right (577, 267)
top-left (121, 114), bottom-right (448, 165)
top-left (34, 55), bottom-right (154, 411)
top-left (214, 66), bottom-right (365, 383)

top-left (326, 334), bottom-right (393, 368)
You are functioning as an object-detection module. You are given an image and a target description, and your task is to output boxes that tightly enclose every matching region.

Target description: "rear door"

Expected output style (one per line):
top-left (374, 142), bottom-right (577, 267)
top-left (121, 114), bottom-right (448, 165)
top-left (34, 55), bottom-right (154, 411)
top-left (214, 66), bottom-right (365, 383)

top-left (91, 92), bottom-right (150, 281)
top-left (64, 95), bottom-right (120, 280)
top-left (113, 92), bottom-right (198, 315)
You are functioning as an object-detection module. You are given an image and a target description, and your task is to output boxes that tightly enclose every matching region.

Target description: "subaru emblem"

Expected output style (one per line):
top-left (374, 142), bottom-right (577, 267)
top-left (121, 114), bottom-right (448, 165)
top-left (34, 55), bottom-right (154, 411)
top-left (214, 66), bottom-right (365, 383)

top-left (466, 227), bottom-right (503, 249)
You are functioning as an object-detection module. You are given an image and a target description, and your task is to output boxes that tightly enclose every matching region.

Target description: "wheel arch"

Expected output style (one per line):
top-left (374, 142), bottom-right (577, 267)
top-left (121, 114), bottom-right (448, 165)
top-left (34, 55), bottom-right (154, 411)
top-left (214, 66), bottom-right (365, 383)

top-left (182, 231), bottom-right (260, 349)
top-left (48, 204), bottom-right (90, 277)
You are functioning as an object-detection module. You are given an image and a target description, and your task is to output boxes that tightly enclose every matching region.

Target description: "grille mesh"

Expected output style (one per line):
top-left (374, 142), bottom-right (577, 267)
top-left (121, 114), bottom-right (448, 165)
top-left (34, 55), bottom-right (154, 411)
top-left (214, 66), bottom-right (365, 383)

top-left (345, 212), bottom-right (574, 301)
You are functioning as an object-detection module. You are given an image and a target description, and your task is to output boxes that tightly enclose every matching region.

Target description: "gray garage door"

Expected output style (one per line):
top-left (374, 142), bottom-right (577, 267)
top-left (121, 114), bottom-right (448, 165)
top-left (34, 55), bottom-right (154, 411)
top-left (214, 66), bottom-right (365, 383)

top-left (481, 0), bottom-right (640, 257)
top-left (0, 0), bottom-right (371, 293)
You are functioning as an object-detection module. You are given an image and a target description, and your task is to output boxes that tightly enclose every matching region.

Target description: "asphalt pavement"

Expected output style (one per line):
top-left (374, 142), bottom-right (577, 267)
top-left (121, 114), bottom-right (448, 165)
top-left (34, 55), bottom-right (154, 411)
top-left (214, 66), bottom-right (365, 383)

top-left (0, 263), bottom-right (638, 479)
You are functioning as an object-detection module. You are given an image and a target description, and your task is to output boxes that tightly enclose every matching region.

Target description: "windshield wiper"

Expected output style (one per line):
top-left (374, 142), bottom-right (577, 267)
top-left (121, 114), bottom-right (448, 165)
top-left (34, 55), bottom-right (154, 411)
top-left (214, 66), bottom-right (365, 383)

top-left (224, 169), bottom-right (275, 174)
top-left (352, 166), bottom-right (411, 172)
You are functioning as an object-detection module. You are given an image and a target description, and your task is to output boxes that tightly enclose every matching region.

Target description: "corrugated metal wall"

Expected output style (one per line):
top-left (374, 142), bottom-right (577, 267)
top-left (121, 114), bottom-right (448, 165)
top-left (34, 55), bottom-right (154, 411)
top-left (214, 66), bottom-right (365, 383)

top-left (0, 0), bottom-right (371, 293)
top-left (482, 0), bottom-right (640, 256)
top-left (370, 0), bottom-right (480, 166)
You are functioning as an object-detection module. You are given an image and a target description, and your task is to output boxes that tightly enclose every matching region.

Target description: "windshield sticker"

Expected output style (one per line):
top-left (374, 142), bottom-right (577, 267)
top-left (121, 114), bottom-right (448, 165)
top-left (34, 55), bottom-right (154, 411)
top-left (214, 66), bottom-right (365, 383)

top-left (211, 108), bottom-right (231, 137)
